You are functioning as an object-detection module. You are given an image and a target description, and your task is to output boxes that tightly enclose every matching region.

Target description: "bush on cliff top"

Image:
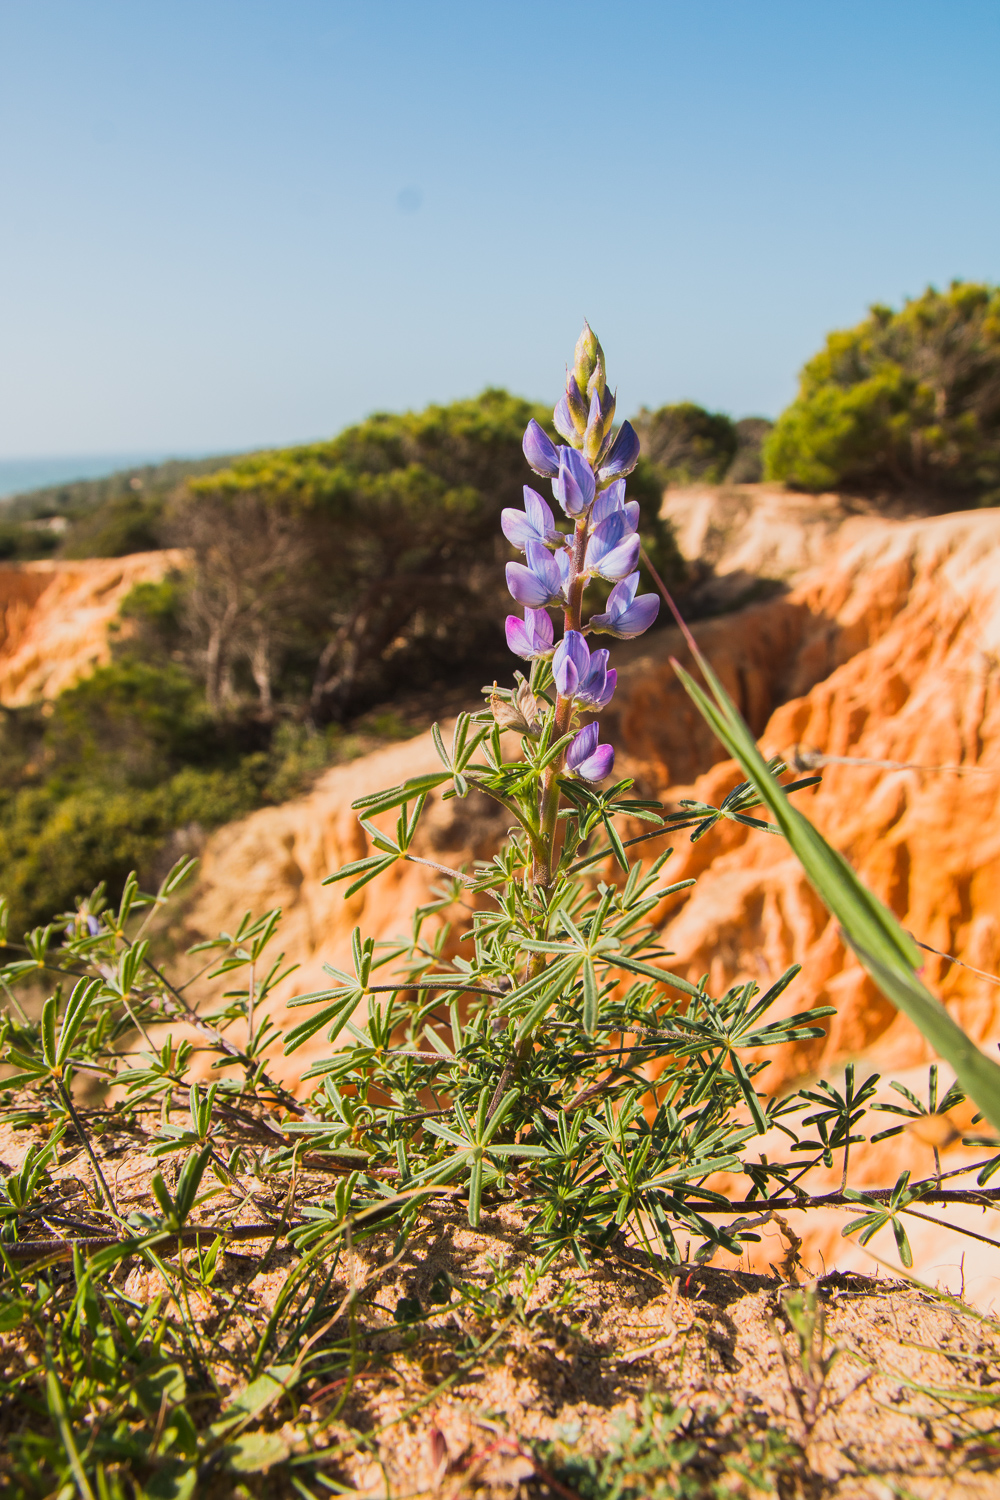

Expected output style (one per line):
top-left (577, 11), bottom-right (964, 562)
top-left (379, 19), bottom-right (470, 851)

top-left (764, 281), bottom-right (1000, 499)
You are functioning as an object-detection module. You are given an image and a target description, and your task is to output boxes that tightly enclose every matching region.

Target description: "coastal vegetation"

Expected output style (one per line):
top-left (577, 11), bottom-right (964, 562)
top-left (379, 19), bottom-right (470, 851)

top-left (764, 282), bottom-right (1000, 500)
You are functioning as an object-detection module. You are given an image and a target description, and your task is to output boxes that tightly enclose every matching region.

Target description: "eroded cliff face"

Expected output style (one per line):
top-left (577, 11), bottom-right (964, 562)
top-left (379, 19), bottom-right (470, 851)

top-left (0, 551), bottom-right (184, 705)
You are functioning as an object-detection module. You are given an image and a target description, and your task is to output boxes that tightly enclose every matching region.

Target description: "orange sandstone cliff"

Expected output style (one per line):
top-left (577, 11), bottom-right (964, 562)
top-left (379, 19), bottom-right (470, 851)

top-left (0, 551), bottom-right (184, 705)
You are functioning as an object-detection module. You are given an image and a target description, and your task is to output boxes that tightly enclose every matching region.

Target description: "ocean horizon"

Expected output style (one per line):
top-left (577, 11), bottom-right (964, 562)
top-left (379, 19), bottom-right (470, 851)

top-left (0, 453), bottom-right (180, 502)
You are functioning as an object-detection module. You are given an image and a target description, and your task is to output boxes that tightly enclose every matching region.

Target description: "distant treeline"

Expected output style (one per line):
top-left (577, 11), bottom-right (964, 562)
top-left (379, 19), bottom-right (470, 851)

top-left (0, 454), bottom-right (239, 562)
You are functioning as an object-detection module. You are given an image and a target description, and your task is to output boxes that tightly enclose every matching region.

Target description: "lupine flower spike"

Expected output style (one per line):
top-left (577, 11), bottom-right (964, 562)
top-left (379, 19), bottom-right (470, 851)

top-left (500, 323), bottom-right (660, 802)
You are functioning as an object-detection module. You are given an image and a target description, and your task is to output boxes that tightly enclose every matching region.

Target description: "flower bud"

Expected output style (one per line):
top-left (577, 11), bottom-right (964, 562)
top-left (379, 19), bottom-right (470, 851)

top-left (573, 322), bottom-right (605, 399)
top-left (565, 372), bottom-right (589, 432)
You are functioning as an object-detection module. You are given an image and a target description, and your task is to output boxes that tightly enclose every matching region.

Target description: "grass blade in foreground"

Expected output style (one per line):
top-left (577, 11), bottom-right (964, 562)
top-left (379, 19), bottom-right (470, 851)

top-left (671, 647), bottom-right (1000, 1134)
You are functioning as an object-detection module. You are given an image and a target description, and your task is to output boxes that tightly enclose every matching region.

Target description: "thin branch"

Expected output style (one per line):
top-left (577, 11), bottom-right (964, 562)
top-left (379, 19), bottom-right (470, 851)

top-left (911, 936), bottom-right (1000, 989)
top-left (793, 746), bottom-right (998, 778)
top-left (56, 1081), bottom-right (123, 1229)
top-left (403, 854), bottom-right (478, 888)
top-left (677, 1187), bottom-right (1000, 1211)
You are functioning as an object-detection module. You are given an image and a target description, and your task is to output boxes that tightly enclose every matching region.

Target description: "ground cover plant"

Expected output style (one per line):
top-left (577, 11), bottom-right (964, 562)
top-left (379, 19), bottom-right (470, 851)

top-left (3, 327), bottom-right (1000, 1497)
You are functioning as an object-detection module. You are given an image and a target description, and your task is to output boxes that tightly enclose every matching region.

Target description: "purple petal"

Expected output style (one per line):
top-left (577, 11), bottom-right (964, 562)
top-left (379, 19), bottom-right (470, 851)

top-left (566, 721), bottom-right (599, 772)
top-left (525, 606), bottom-right (554, 651)
top-left (552, 630), bottom-right (590, 697)
top-left (553, 394), bottom-right (577, 443)
top-left (552, 447), bottom-right (596, 517)
top-left (506, 543), bottom-right (562, 607)
top-left (505, 608), bottom-right (553, 659)
top-left (598, 420), bottom-right (641, 482)
top-left (614, 592), bottom-right (660, 637)
top-left (592, 480), bottom-right (626, 527)
top-left (590, 581), bottom-right (660, 639)
top-left (595, 533), bottom-right (641, 581)
top-left (589, 667), bottom-right (617, 710)
top-left (506, 563), bottom-right (548, 607)
top-left (585, 512), bottom-right (640, 579)
top-left (577, 648), bottom-right (612, 709)
top-left (501, 509), bottom-right (538, 551)
top-left (523, 419), bottom-right (560, 478)
top-left (505, 614), bottom-right (534, 656)
top-left (566, 721), bottom-right (614, 781)
top-left (624, 500), bottom-right (640, 530)
top-left (523, 486), bottom-right (559, 542)
top-left (575, 743), bottom-right (615, 781)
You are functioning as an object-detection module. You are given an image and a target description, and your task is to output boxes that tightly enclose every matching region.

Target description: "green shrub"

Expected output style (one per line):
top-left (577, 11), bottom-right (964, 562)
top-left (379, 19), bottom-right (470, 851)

top-left (764, 282), bottom-right (1000, 499)
top-left (633, 401), bottom-right (739, 484)
top-left (61, 494), bottom-right (164, 558)
top-left (180, 390), bottom-right (683, 719)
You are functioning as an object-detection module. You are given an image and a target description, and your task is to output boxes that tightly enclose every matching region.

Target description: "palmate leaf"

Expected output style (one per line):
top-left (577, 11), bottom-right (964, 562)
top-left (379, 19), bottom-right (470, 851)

top-left (673, 651), bottom-right (1000, 1135)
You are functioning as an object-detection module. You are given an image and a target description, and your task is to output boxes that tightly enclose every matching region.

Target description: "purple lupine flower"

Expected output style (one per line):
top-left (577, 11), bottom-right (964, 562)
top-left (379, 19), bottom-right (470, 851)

top-left (554, 544), bottom-right (572, 596)
top-left (591, 478), bottom-right (640, 532)
top-left (598, 419), bottom-right (640, 483)
top-left (565, 721), bottom-right (615, 781)
top-left (552, 631), bottom-right (617, 709)
top-left (578, 650), bottom-right (616, 710)
top-left (501, 486), bottom-right (562, 552)
top-left (523, 419), bottom-right (560, 478)
top-left (552, 447), bottom-right (596, 518)
top-left (584, 511), bottom-right (641, 581)
top-left (588, 570), bottom-right (660, 638)
top-left (505, 606), bottom-right (554, 659)
top-left (506, 539), bottom-right (564, 607)
top-left (552, 630), bottom-right (590, 697)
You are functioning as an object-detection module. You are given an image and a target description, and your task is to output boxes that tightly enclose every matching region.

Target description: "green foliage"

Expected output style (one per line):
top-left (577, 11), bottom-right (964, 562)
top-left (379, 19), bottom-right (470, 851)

top-left (0, 454), bottom-right (239, 558)
top-left (60, 494), bottom-right (164, 558)
top-left (0, 661), bottom-right (360, 935)
top-left (0, 522), bottom-right (62, 562)
top-left (634, 402), bottom-right (739, 485)
top-left (764, 281), bottom-right (1000, 499)
top-left (184, 390), bottom-right (683, 718)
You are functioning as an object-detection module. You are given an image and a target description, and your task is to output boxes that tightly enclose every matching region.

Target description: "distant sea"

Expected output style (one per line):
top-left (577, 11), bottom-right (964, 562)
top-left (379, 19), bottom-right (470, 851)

top-left (0, 453), bottom-right (172, 501)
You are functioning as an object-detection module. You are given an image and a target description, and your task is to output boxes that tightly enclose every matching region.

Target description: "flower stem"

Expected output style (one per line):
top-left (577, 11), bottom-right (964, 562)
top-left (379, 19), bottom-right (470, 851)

top-left (533, 517), bottom-right (589, 889)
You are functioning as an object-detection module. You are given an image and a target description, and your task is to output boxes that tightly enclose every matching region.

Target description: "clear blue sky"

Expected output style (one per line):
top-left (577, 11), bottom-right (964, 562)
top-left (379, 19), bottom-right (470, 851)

top-left (0, 0), bottom-right (997, 459)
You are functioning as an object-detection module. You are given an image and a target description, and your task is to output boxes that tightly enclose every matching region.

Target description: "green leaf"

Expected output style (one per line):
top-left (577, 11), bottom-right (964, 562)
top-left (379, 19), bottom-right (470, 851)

top-left (218, 1432), bottom-right (292, 1473)
top-left (892, 1215), bottom-right (914, 1269)
top-left (284, 989), bottom-right (362, 1054)
top-left (343, 855), bottom-right (398, 898)
top-left (40, 996), bottom-right (57, 1070)
top-left (729, 1050), bottom-right (768, 1134)
top-left (351, 771), bottom-right (450, 816)
top-left (582, 957), bottom-right (599, 1036)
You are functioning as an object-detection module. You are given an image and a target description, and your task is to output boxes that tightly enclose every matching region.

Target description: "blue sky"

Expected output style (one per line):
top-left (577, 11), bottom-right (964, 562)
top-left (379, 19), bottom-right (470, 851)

top-left (0, 0), bottom-right (997, 459)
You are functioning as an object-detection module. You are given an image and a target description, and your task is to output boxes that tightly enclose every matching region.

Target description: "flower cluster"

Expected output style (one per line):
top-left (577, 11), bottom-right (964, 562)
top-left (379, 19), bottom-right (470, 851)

top-left (502, 323), bottom-right (660, 781)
